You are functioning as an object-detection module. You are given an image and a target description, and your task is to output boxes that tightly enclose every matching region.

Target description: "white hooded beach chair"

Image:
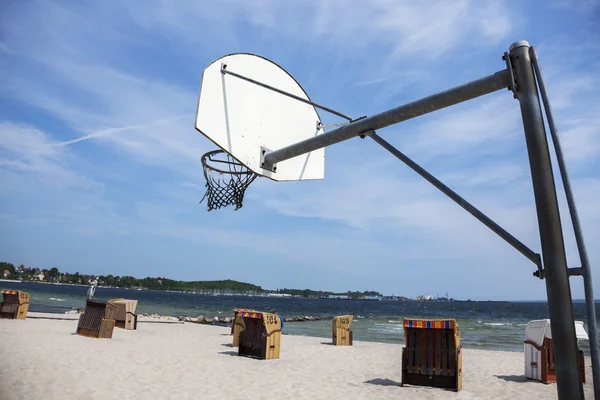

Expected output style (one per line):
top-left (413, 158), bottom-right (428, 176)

top-left (524, 319), bottom-right (588, 383)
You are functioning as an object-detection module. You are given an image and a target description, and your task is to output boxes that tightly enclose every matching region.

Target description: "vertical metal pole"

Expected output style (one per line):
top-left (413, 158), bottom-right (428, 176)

top-left (530, 46), bottom-right (600, 399)
top-left (510, 40), bottom-right (584, 399)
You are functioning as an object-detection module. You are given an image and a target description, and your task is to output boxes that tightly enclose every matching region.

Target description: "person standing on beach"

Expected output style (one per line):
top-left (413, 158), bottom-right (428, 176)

top-left (271, 309), bottom-right (284, 331)
top-left (87, 278), bottom-right (98, 300)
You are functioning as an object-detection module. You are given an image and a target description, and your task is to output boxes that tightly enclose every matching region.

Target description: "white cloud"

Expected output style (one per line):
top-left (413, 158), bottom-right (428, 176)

top-left (51, 115), bottom-right (192, 148)
top-left (552, 0), bottom-right (600, 13)
top-left (546, 76), bottom-right (597, 111)
top-left (0, 123), bottom-right (101, 190)
top-left (3, 57), bottom-right (206, 180)
top-left (399, 95), bottom-right (522, 161)
top-left (439, 163), bottom-right (525, 187)
top-left (0, 123), bottom-right (61, 160)
top-left (554, 114), bottom-right (600, 167)
top-left (310, 0), bottom-right (512, 59)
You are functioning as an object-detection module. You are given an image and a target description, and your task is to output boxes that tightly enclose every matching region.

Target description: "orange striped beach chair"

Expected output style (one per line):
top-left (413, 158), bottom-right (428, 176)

top-left (401, 318), bottom-right (462, 391)
top-left (0, 290), bottom-right (30, 320)
top-left (237, 310), bottom-right (281, 360)
top-left (232, 308), bottom-right (255, 346)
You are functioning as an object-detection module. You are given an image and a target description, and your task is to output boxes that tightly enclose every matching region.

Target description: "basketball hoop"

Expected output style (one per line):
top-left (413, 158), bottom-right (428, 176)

top-left (199, 149), bottom-right (258, 211)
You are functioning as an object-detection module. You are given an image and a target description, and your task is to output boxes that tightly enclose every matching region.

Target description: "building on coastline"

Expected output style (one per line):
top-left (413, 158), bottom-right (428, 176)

top-left (383, 295), bottom-right (410, 301)
top-left (326, 295), bottom-right (349, 300)
top-left (267, 293), bottom-right (292, 298)
top-left (362, 295), bottom-right (383, 301)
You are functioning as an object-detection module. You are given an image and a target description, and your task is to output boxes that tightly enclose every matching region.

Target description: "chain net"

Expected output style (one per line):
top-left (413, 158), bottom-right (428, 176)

top-left (199, 150), bottom-right (258, 211)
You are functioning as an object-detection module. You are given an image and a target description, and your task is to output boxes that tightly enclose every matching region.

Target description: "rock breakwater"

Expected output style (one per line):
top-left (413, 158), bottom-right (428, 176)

top-left (139, 313), bottom-right (333, 325)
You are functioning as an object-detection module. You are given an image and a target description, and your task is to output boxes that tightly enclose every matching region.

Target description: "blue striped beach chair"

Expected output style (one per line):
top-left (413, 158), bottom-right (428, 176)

top-left (401, 318), bottom-right (462, 391)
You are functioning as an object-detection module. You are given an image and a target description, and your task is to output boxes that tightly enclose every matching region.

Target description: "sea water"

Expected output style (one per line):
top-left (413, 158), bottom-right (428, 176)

top-left (2, 281), bottom-right (597, 353)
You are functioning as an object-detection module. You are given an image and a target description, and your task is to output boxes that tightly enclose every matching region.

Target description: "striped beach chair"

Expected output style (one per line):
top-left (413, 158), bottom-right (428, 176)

top-left (232, 308), bottom-right (256, 346)
top-left (401, 318), bottom-right (462, 391)
top-left (237, 311), bottom-right (281, 360)
top-left (0, 290), bottom-right (30, 320)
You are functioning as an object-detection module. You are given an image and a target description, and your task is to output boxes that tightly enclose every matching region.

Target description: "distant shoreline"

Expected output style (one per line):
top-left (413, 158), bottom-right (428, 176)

top-left (3, 281), bottom-right (596, 303)
top-left (2, 281), bottom-right (491, 302)
top-left (0, 280), bottom-right (91, 287)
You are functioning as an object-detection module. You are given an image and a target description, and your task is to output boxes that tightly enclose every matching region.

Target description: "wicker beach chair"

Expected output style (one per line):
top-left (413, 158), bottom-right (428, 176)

top-left (331, 315), bottom-right (353, 346)
top-left (524, 319), bottom-right (587, 383)
top-left (76, 299), bottom-right (118, 339)
top-left (110, 298), bottom-right (139, 330)
top-left (237, 311), bottom-right (281, 360)
top-left (401, 318), bottom-right (462, 391)
top-left (232, 308), bottom-right (255, 346)
top-left (0, 290), bottom-right (30, 320)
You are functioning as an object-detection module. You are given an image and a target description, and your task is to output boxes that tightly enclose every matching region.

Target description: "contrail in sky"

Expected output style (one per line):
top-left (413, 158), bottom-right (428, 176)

top-left (51, 114), bottom-right (194, 147)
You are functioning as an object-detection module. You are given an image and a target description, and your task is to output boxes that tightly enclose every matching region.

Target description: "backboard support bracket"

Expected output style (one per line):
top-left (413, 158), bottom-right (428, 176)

top-left (503, 51), bottom-right (519, 99)
top-left (260, 147), bottom-right (277, 173)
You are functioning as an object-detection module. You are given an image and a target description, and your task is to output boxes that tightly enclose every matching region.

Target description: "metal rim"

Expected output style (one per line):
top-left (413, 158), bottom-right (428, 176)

top-left (201, 150), bottom-right (256, 176)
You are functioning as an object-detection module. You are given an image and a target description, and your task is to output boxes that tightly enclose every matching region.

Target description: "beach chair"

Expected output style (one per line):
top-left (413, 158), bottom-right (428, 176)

top-left (237, 311), bottom-right (281, 360)
top-left (524, 319), bottom-right (587, 383)
top-left (76, 299), bottom-right (118, 339)
top-left (110, 298), bottom-right (139, 330)
top-left (401, 318), bottom-right (462, 391)
top-left (232, 308), bottom-right (255, 347)
top-left (0, 290), bottom-right (30, 320)
top-left (332, 315), bottom-right (353, 346)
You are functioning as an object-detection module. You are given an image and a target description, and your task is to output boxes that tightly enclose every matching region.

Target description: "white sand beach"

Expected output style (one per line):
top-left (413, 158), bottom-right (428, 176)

top-left (0, 313), bottom-right (593, 400)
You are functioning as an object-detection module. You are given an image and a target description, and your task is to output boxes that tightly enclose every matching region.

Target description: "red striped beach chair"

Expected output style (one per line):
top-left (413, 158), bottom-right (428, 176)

top-left (401, 318), bottom-right (462, 391)
top-left (232, 308), bottom-right (255, 346)
top-left (237, 311), bottom-right (281, 360)
top-left (0, 290), bottom-right (30, 320)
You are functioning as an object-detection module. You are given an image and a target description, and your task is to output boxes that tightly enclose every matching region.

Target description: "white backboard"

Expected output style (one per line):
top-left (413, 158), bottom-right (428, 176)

top-left (195, 53), bottom-right (325, 181)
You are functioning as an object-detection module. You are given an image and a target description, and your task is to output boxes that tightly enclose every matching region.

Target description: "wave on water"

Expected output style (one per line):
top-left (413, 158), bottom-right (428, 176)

top-left (368, 327), bottom-right (402, 335)
top-left (49, 298), bottom-right (65, 302)
top-left (483, 322), bottom-right (511, 326)
top-left (373, 325), bottom-right (403, 330)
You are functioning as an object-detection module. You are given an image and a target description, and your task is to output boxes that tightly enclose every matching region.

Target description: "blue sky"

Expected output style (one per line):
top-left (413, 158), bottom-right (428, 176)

top-left (1, 1), bottom-right (599, 300)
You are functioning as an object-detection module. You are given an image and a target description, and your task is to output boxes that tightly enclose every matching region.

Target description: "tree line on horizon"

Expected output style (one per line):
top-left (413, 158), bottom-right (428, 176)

top-left (0, 261), bottom-right (384, 298)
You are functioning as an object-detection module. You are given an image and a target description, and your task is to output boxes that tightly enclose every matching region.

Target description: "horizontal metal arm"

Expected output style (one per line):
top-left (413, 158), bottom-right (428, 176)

top-left (262, 69), bottom-right (510, 170)
top-left (367, 131), bottom-right (542, 269)
top-left (220, 64), bottom-right (353, 122)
